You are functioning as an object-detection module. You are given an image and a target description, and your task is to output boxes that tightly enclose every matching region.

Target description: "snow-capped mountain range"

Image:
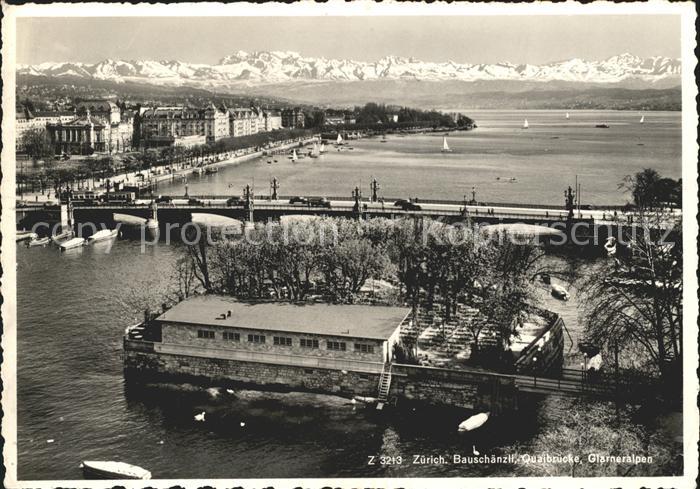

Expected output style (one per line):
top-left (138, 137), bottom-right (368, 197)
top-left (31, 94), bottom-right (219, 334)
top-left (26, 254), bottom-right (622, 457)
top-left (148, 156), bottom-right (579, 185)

top-left (18, 51), bottom-right (680, 89)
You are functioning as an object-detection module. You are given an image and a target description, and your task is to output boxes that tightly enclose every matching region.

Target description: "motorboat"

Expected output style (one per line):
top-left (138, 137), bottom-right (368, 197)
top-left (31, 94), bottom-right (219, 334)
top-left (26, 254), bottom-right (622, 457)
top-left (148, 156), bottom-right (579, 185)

top-left (458, 412), bottom-right (489, 432)
top-left (80, 460), bottom-right (151, 480)
top-left (204, 167), bottom-right (219, 175)
top-left (87, 229), bottom-right (118, 243)
top-left (28, 236), bottom-right (51, 247)
top-left (595, 123), bottom-right (610, 129)
top-left (59, 237), bottom-right (86, 251)
top-left (16, 231), bottom-right (38, 242)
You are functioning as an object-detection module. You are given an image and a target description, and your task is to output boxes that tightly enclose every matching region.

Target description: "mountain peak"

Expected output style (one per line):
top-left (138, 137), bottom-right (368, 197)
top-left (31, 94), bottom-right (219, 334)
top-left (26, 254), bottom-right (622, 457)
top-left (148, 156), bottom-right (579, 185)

top-left (18, 51), bottom-right (681, 88)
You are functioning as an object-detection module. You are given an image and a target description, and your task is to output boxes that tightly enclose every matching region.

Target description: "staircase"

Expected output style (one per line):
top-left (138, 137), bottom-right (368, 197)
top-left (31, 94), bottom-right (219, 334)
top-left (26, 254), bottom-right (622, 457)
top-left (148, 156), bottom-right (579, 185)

top-left (376, 363), bottom-right (393, 410)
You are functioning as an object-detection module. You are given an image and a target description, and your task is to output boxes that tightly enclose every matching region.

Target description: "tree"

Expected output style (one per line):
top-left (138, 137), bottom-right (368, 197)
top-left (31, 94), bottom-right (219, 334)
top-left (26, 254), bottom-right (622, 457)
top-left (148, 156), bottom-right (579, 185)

top-left (321, 238), bottom-right (391, 301)
top-left (21, 127), bottom-right (54, 161)
top-left (578, 208), bottom-right (682, 389)
top-left (620, 168), bottom-right (680, 210)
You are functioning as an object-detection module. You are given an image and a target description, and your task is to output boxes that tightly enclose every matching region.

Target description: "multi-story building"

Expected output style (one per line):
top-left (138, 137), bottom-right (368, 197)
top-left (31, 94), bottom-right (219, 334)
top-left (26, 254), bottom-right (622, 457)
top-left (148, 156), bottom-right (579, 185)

top-left (228, 107), bottom-right (259, 137)
top-left (15, 106), bottom-right (75, 152)
top-left (139, 104), bottom-right (228, 148)
top-left (67, 99), bottom-right (135, 153)
top-left (263, 110), bottom-right (282, 132)
top-left (281, 108), bottom-right (305, 129)
top-left (46, 110), bottom-right (108, 155)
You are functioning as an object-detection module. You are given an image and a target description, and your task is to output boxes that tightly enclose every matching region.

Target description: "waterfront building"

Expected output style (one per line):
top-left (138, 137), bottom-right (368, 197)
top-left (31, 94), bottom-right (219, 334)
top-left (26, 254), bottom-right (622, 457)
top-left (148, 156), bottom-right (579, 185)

top-left (75, 99), bottom-right (133, 153)
top-left (124, 296), bottom-right (410, 397)
top-left (46, 110), bottom-right (108, 155)
top-left (228, 107), bottom-right (260, 137)
top-left (139, 104), bottom-right (228, 148)
top-left (263, 109), bottom-right (282, 131)
top-left (15, 105), bottom-right (75, 152)
top-left (281, 108), bottom-right (305, 129)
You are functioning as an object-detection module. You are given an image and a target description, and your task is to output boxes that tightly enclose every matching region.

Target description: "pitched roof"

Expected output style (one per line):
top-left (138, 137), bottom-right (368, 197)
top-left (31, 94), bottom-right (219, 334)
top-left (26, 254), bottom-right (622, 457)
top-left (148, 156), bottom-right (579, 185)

top-left (156, 295), bottom-right (410, 340)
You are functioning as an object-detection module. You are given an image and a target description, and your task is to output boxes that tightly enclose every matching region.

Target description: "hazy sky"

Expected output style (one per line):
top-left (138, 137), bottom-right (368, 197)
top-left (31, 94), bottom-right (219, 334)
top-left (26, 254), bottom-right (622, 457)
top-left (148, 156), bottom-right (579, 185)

top-left (17, 15), bottom-right (681, 65)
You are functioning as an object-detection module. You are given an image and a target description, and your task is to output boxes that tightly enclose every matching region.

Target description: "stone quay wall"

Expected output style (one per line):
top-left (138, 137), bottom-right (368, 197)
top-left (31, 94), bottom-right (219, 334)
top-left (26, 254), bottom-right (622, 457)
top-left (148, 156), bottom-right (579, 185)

top-left (124, 347), bottom-right (381, 398)
top-left (514, 314), bottom-right (565, 375)
top-left (390, 363), bottom-right (518, 414)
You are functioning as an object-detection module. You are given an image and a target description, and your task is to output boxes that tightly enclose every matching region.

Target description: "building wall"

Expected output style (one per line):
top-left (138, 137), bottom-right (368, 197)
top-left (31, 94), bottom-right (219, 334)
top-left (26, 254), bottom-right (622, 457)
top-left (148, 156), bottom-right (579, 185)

top-left (160, 321), bottom-right (388, 363)
top-left (513, 315), bottom-right (565, 375)
top-left (390, 363), bottom-right (518, 414)
top-left (124, 348), bottom-right (381, 398)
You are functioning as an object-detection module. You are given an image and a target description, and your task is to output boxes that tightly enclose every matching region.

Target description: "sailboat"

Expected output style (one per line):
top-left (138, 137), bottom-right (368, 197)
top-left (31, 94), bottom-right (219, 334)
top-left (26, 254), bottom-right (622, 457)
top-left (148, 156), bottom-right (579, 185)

top-left (441, 136), bottom-right (452, 153)
top-left (319, 143), bottom-right (326, 154)
top-left (522, 119), bottom-right (529, 129)
top-left (565, 112), bottom-right (570, 120)
top-left (310, 143), bottom-right (320, 158)
top-left (336, 133), bottom-right (343, 145)
top-left (639, 115), bottom-right (645, 124)
top-left (290, 150), bottom-right (298, 162)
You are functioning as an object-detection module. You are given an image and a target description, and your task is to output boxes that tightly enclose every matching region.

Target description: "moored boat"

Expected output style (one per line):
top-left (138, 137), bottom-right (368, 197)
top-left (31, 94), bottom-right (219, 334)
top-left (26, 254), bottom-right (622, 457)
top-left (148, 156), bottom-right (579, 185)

top-left (113, 213), bottom-right (147, 226)
top-left (458, 412), bottom-right (489, 432)
top-left (28, 236), bottom-right (51, 247)
top-left (87, 229), bottom-right (118, 243)
top-left (51, 229), bottom-right (74, 242)
top-left (16, 231), bottom-right (38, 242)
top-left (59, 237), bottom-right (86, 251)
top-left (204, 167), bottom-right (219, 174)
top-left (80, 460), bottom-right (151, 480)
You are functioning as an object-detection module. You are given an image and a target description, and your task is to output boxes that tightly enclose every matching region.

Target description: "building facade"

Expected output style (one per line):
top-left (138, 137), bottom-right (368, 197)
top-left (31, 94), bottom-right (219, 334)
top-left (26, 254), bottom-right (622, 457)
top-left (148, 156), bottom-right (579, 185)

top-left (228, 107), bottom-right (260, 137)
top-left (75, 100), bottom-right (133, 153)
top-left (124, 296), bottom-right (409, 396)
top-left (139, 105), bottom-right (228, 148)
top-left (15, 106), bottom-right (75, 152)
top-left (281, 108), bottom-right (305, 129)
top-left (263, 110), bottom-right (282, 132)
top-left (46, 111), bottom-right (108, 155)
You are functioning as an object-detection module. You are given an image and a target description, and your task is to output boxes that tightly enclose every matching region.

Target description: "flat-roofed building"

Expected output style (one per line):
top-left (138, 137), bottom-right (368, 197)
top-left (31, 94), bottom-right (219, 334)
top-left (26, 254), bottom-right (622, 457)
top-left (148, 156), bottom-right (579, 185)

top-left (124, 296), bottom-right (410, 397)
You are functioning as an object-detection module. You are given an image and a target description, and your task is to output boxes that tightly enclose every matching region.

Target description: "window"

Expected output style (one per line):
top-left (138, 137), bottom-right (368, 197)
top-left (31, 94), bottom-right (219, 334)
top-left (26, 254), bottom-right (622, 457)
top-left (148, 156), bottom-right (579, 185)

top-left (223, 332), bottom-right (240, 342)
top-left (327, 341), bottom-right (346, 352)
top-left (248, 334), bottom-right (266, 344)
top-left (273, 336), bottom-right (292, 347)
top-left (300, 338), bottom-right (319, 349)
top-left (354, 343), bottom-right (375, 354)
top-left (197, 330), bottom-right (215, 339)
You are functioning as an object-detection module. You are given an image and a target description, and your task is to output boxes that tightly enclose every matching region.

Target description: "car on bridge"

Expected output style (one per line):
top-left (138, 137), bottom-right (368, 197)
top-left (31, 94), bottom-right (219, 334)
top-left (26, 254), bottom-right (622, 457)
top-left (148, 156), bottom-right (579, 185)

top-left (226, 196), bottom-right (245, 207)
top-left (187, 198), bottom-right (204, 206)
top-left (307, 197), bottom-right (331, 208)
top-left (289, 196), bottom-right (308, 205)
top-left (393, 199), bottom-right (422, 211)
top-left (155, 195), bottom-right (173, 204)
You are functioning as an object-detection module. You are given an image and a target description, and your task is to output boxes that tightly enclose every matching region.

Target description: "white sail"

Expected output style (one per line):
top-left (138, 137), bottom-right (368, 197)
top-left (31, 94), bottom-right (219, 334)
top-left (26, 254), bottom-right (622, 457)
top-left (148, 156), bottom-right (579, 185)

top-left (441, 137), bottom-right (451, 152)
top-left (292, 150), bottom-right (298, 161)
top-left (640, 115), bottom-right (645, 124)
top-left (565, 112), bottom-right (570, 119)
top-left (311, 143), bottom-right (320, 157)
top-left (522, 119), bottom-right (529, 129)
top-left (336, 133), bottom-right (343, 144)
top-left (320, 143), bottom-right (326, 153)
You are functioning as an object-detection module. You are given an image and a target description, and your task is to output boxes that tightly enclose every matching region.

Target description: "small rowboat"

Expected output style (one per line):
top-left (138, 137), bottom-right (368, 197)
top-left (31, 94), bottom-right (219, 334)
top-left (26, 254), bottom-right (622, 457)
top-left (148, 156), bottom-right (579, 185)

top-left (28, 237), bottom-right (51, 247)
top-left (51, 229), bottom-right (74, 242)
top-left (80, 460), bottom-right (151, 480)
top-left (16, 231), bottom-right (38, 242)
top-left (87, 229), bottom-right (118, 243)
top-left (458, 412), bottom-right (489, 432)
top-left (58, 237), bottom-right (86, 250)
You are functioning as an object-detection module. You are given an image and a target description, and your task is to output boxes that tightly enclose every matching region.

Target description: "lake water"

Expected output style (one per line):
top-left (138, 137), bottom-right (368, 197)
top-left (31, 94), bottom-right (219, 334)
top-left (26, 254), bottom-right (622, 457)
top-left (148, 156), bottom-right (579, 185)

top-left (16, 109), bottom-right (679, 479)
top-left (158, 110), bottom-right (681, 206)
top-left (17, 240), bottom-right (582, 480)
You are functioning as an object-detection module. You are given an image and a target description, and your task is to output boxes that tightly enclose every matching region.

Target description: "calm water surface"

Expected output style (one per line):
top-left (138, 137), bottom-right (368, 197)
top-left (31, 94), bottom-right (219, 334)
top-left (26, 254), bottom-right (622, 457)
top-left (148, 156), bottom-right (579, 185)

top-left (17, 241), bottom-right (581, 479)
top-left (158, 110), bottom-right (681, 205)
top-left (18, 109), bottom-right (676, 479)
